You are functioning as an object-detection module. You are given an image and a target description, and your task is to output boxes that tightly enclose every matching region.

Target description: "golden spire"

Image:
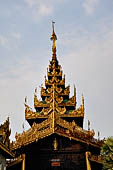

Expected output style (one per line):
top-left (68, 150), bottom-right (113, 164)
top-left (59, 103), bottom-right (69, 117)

top-left (50, 21), bottom-right (57, 60)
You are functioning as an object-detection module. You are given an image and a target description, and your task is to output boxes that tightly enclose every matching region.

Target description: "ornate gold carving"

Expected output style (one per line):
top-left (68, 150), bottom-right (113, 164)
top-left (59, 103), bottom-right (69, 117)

top-left (66, 108), bottom-right (84, 117)
top-left (25, 104), bottom-right (52, 119)
top-left (15, 24), bottom-right (105, 154)
top-left (47, 70), bottom-right (62, 77)
top-left (47, 87), bottom-right (53, 94)
top-left (12, 124), bottom-right (53, 150)
top-left (56, 86), bottom-right (62, 93)
top-left (0, 117), bottom-right (11, 149)
top-left (59, 106), bottom-right (84, 117)
top-left (56, 107), bottom-right (66, 115)
top-left (60, 76), bottom-right (65, 85)
top-left (49, 77), bottom-right (58, 83)
top-left (42, 108), bottom-right (52, 115)
top-left (75, 106), bottom-right (84, 114)
top-left (62, 96), bottom-right (76, 106)
top-left (53, 138), bottom-right (58, 150)
top-left (25, 104), bottom-right (41, 119)
top-left (89, 154), bottom-right (103, 164)
top-left (41, 87), bottom-right (49, 97)
top-left (56, 96), bottom-right (63, 104)
top-left (56, 118), bottom-right (73, 131)
top-left (45, 96), bottom-right (53, 104)
top-left (34, 94), bottom-right (48, 108)
top-left (51, 21), bottom-right (57, 59)
top-left (56, 118), bottom-right (95, 140)
top-left (64, 86), bottom-right (70, 95)
top-left (41, 86), bottom-right (70, 97)
top-left (37, 117), bottom-right (52, 131)
top-left (25, 104), bottom-right (33, 114)
top-left (49, 64), bottom-right (61, 72)
top-left (45, 76), bottom-right (65, 86)
top-left (12, 113), bottom-right (103, 150)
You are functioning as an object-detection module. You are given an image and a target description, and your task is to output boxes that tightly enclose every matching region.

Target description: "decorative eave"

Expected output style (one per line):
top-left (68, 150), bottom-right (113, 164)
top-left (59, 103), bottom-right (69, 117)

top-left (25, 104), bottom-right (52, 119)
top-left (11, 116), bottom-right (103, 150)
top-left (7, 154), bottom-right (25, 168)
top-left (0, 117), bottom-right (12, 153)
top-left (25, 104), bottom-right (45, 119)
top-left (49, 64), bottom-right (61, 71)
top-left (60, 107), bottom-right (84, 118)
top-left (11, 124), bottom-right (53, 150)
top-left (56, 129), bottom-right (103, 148)
top-left (41, 85), bottom-right (70, 97)
top-left (0, 141), bottom-right (15, 158)
top-left (25, 108), bottom-right (84, 121)
top-left (25, 105), bottom-right (84, 121)
top-left (63, 96), bottom-right (76, 106)
top-left (34, 95), bottom-right (48, 108)
top-left (47, 70), bottom-right (62, 77)
top-left (45, 76), bottom-right (65, 86)
top-left (34, 95), bottom-right (76, 108)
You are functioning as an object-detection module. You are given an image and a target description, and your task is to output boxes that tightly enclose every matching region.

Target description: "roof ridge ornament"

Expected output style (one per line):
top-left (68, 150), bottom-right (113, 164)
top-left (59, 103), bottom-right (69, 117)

top-left (50, 21), bottom-right (57, 60)
top-left (82, 94), bottom-right (84, 112)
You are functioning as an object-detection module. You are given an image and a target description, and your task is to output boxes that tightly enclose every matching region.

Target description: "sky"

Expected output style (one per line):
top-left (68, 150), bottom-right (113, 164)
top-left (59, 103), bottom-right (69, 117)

top-left (0, 0), bottom-right (113, 141)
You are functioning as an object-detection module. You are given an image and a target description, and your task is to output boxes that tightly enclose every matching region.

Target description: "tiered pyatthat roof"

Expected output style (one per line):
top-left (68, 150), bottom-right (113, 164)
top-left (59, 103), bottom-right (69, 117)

top-left (25, 22), bottom-right (84, 127)
top-left (12, 23), bottom-right (103, 150)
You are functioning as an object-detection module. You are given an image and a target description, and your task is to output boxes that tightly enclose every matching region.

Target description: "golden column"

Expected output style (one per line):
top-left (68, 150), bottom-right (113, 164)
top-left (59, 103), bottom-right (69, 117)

top-left (85, 152), bottom-right (91, 170)
top-left (22, 154), bottom-right (25, 170)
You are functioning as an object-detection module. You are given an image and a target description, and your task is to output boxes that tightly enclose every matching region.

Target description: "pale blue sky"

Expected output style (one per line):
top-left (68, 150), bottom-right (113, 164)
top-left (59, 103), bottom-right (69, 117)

top-left (0, 0), bottom-right (113, 140)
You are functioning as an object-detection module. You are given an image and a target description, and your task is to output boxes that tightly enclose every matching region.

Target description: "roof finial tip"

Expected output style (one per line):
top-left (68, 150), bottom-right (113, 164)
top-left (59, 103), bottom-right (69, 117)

top-left (51, 21), bottom-right (57, 59)
top-left (52, 21), bottom-right (55, 32)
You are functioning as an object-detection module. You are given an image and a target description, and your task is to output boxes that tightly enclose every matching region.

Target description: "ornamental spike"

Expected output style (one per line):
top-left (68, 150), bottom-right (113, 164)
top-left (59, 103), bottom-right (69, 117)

top-left (82, 94), bottom-right (84, 112)
top-left (25, 96), bottom-right (27, 104)
top-left (74, 84), bottom-right (76, 97)
top-left (50, 21), bottom-right (57, 60)
top-left (98, 131), bottom-right (100, 140)
top-left (88, 120), bottom-right (90, 131)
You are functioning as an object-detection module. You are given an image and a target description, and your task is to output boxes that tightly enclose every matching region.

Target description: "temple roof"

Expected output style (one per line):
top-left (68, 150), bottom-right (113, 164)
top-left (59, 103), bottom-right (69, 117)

top-left (11, 115), bottom-right (103, 150)
top-left (12, 23), bottom-right (104, 151)
top-left (0, 118), bottom-right (15, 158)
top-left (25, 24), bottom-right (84, 126)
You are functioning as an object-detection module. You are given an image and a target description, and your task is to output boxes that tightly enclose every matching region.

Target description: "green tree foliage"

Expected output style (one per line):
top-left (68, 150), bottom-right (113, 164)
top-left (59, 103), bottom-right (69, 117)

top-left (101, 137), bottom-right (113, 170)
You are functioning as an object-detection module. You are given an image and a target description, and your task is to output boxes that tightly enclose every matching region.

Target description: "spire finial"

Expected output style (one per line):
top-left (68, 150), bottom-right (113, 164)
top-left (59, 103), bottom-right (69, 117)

top-left (82, 94), bottom-right (84, 112)
top-left (25, 96), bottom-right (27, 104)
top-left (74, 84), bottom-right (76, 97)
top-left (52, 21), bottom-right (55, 32)
top-left (88, 120), bottom-right (90, 131)
top-left (98, 131), bottom-right (100, 140)
top-left (22, 122), bottom-right (25, 132)
top-left (51, 21), bottom-right (57, 60)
